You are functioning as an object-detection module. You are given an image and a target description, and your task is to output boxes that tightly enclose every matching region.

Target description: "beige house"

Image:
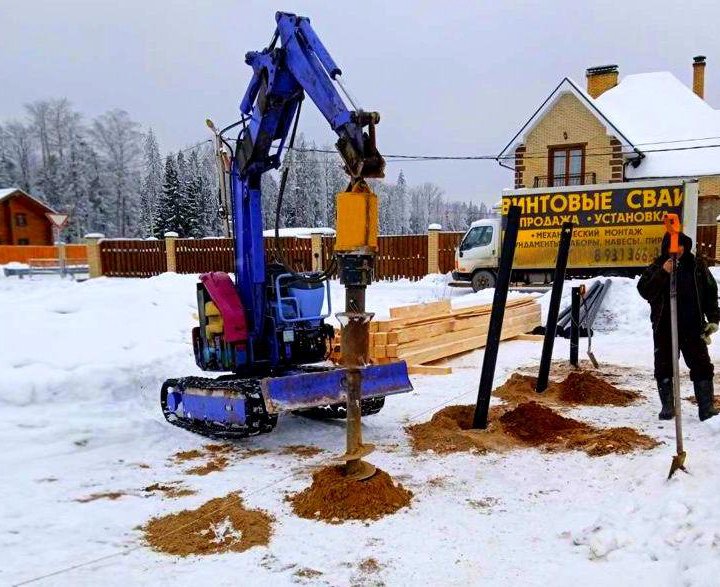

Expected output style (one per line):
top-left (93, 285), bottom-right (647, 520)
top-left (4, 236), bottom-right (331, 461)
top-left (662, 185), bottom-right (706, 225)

top-left (498, 57), bottom-right (720, 260)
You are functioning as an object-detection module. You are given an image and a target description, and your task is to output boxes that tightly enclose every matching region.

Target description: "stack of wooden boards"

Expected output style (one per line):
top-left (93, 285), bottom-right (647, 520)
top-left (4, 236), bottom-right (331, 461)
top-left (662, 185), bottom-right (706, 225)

top-left (330, 297), bottom-right (542, 375)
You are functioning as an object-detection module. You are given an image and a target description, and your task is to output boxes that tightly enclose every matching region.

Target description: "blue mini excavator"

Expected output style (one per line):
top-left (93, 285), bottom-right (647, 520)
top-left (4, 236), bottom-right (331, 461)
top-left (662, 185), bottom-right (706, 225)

top-left (161, 12), bottom-right (412, 478)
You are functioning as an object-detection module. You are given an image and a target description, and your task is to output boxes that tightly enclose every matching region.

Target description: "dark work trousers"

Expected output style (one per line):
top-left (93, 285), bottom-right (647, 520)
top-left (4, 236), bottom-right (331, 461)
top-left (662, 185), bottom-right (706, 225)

top-left (653, 324), bottom-right (714, 382)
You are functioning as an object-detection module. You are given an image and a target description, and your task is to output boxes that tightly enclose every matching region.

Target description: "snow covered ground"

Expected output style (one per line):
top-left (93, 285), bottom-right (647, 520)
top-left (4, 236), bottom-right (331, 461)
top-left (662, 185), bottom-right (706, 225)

top-left (2, 271), bottom-right (720, 586)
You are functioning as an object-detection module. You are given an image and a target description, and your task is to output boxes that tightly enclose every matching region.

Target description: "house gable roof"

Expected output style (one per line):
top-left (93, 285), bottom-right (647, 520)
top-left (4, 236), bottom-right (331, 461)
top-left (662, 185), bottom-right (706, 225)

top-left (498, 70), bottom-right (720, 179)
top-left (0, 188), bottom-right (58, 214)
top-left (497, 77), bottom-right (640, 164)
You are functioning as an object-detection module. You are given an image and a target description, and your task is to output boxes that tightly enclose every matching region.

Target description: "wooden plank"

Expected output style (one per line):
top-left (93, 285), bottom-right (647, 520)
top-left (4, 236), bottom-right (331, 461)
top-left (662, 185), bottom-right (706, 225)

top-left (389, 299), bottom-right (451, 319)
top-left (512, 333), bottom-right (544, 341)
top-left (398, 323), bottom-right (528, 365)
top-left (392, 319), bottom-right (454, 344)
top-left (373, 332), bottom-right (388, 346)
top-left (373, 345), bottom-right (387, 358)
top-left (408, 364), bottom-right (453, 375)
top-left (397, 311), bottom-right (537, 354)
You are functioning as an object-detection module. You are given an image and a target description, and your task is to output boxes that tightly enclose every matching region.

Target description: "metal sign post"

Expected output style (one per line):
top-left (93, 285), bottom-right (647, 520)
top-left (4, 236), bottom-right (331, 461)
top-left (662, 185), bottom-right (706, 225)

top-left (536, 222), bottom-right (574, 392)
top-left (46, 213), bottom-right (69, 278)
top-left (472, 205), bottom-right (521, 429)
top-left (570, 286), bottom-right (581, 367)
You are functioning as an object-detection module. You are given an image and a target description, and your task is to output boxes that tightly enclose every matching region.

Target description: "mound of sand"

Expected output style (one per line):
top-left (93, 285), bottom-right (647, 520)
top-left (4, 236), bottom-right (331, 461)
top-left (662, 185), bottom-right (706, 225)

top-left (289, 466), bottom-right (412, 524)
top-left (494, 371), bottom-right (639, 407)
top-left (407, 402), bottom-right (657, 457)
top-left (143, 492), bottom-right (273, 556)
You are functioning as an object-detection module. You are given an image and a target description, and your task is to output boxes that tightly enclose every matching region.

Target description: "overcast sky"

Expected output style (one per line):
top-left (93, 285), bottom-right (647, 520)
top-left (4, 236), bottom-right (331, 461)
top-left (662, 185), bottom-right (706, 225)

top-left (1, 0), bottom-right (719, 205)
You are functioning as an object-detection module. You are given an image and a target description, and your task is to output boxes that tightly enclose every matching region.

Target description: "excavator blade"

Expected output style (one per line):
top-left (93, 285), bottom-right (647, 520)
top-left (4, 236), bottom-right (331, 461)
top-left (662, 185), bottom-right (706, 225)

top-left (261, 361), bottom-right (413, 414)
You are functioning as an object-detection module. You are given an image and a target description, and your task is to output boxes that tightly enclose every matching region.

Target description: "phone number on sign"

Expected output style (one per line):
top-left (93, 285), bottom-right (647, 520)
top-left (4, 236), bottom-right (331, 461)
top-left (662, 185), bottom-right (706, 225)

top-left (592, 247), bottom-right (656, 263)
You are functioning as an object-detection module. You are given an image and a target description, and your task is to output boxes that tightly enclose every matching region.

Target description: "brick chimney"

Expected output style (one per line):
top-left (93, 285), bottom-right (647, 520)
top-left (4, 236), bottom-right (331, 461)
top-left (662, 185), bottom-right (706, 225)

top-left (586, 65), bottom-right (619, 98)
top-left (693, 55), bottom-right (706, 99)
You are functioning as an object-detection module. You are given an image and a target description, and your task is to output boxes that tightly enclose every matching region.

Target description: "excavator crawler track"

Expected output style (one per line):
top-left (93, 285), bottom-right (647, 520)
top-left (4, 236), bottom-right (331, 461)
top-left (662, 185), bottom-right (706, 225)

top-left (160, 376), bottom-right (277, 439)
top-left (160, 372), bottom-right (387, 439)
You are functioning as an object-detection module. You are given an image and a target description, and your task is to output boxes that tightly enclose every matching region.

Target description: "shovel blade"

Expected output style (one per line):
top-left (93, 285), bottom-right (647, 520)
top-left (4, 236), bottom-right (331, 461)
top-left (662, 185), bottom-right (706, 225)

top-left (587, 349), bottom-right (599, 369)
top-left (667, 451), bottom-right (687, 480)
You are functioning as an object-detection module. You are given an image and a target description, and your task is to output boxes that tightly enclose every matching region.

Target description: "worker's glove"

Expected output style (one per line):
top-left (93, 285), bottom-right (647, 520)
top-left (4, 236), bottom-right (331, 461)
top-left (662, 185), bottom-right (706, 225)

top-left (702, 322), bottom-right (719, 345)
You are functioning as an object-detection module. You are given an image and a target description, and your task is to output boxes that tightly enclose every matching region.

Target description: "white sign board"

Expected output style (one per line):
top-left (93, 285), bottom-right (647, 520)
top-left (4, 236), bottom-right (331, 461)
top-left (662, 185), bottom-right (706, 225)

top-left (46, 213), bottom-right (69, 228)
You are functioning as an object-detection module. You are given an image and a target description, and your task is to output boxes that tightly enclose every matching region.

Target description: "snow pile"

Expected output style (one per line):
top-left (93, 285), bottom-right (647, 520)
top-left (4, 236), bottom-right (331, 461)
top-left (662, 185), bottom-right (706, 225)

top-left (537, 277), bottom-right (650, 335)
top-left (0, 273), bottom-right (201, 406)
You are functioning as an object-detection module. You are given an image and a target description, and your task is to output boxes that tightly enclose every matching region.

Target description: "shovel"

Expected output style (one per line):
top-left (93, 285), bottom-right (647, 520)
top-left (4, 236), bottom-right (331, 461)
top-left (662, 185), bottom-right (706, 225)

top-left (580, 286), bottom-right (600, 368)
top-left (665, 213), bottom-right (687, 479)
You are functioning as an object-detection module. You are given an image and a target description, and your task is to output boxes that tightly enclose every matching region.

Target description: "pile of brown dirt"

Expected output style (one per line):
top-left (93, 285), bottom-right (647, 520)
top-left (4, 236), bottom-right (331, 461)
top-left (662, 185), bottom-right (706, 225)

top-left (558, 371), bottom-right (640, 406)
top-left (494, 371), bottom-right (639, 407)
top-left (499, 401), bottom-right (589, 445)
top-left (570, 427), bottom-right (659, 457)
top-left (289, 466), bottom-right (412, 524)
top-left (173, 449), bottom-right (203, 462)
top-left (185, 456), bottom-right (229, 476)
top-left (405, 405), bottom-right (510, 454)
top-left (144, 482), bottom-right (196, 499)
top-left (143, 492), bottom-right (273, 556)
top-left (406, 401), bottom-right (658, 457)
top-left (173, 444), bottom-right (268, 477)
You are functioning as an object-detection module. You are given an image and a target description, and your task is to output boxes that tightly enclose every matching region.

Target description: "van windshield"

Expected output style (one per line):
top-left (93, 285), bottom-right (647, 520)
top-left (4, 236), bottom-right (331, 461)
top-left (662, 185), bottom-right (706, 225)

top-left (460, 226), bottom-right (493, 251)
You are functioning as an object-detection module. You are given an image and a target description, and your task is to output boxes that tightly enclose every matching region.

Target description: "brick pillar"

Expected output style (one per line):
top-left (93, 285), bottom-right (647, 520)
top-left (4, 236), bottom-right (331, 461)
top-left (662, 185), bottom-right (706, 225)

top-left (310, 231), bottom-right (324, 271)
top-left (84, 233), bottom-right (105, 278)
top-left (164, 231), bottom-right (179, 272)
top-left (428, 224), bottom-right (441, 274)
top-left (715, 215), bottom-right (720, 264)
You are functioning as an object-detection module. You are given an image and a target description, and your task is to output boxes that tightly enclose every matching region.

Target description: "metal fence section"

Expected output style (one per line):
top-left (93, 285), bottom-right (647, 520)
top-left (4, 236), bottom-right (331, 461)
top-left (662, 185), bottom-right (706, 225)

top-left (99, 239), bottom-right (166, 277)
top-left (438, 232), bottom-right (464, 273)
top-left (375, 234), bottom-right (428, 280)
top-left (176, 238), bottom-right (234, 273)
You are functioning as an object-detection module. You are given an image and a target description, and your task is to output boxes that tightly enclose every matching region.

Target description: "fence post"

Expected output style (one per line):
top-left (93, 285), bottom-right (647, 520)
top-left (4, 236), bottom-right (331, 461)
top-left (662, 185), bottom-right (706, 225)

top-left (427, 223), bottom-right (441, 274)
top-left (311, 230), bottom-right (324, 271)
top-left (84, 233), bottom-right (105, 278)
top-left (165, 231), bottom-right (179, 272)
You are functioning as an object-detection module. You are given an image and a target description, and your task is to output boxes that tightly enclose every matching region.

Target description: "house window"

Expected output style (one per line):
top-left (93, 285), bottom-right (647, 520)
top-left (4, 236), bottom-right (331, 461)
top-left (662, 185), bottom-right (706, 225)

top-left (15, 213), bottom-right (27, 227)
top-left (549, 145), bottom-right (585, 186)
top-left (18, 238), bottom-right (30, 245)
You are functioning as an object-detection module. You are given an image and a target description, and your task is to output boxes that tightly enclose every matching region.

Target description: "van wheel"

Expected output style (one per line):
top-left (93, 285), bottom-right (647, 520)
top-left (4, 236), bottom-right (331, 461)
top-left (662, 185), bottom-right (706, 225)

top-left (471, 270), bottom-right (496, 292)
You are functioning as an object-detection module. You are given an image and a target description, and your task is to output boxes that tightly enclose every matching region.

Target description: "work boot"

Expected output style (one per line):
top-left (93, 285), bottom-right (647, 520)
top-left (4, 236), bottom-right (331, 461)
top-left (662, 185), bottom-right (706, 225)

top-left (693, 379), bottom-right (719, 421)
top-left (657, 378), bottom-right (675, 420)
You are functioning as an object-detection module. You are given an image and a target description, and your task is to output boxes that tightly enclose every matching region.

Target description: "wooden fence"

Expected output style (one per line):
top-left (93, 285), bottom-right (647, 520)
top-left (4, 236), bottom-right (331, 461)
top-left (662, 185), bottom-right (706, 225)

top-left (0, 244), bottom-right (87, 265)
top-left (264, 237), bottom-right (314, 272)
top-left (176, 238), bottom-right (234, 273)
top-left (99, 239), bottom-right (166, 277)
top-left (93, 234), bottom-right (439, 280)
top-left (376, 235), bottom-right (428, 280)
top-left (438, 232), bottom-right (464, 273)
